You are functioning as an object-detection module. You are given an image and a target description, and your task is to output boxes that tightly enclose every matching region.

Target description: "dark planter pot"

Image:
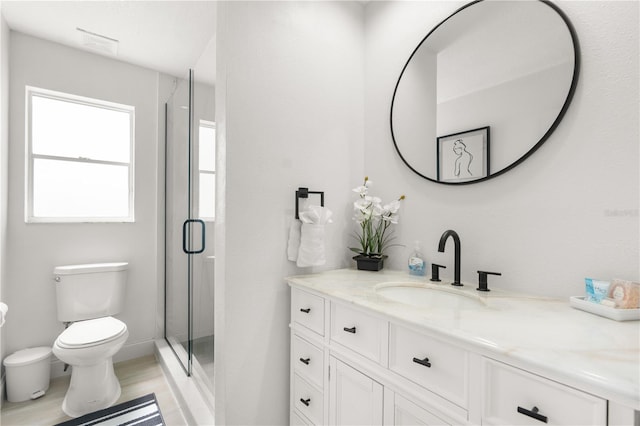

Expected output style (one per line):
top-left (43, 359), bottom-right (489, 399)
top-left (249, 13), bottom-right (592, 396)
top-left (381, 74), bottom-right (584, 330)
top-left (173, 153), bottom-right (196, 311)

top-left (353, 254), bottom-right (386, 271)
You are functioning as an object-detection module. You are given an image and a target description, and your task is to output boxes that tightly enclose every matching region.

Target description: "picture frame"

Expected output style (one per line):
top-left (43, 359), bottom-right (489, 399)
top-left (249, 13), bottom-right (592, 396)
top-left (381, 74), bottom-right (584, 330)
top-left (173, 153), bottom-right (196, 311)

top-left (437, 126), bottom-right (490, 183)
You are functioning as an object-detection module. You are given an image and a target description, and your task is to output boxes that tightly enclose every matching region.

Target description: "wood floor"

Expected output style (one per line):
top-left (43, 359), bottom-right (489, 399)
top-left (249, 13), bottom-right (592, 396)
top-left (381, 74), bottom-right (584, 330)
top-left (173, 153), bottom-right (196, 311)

top-left (1, 355), bottom-right (186, 426)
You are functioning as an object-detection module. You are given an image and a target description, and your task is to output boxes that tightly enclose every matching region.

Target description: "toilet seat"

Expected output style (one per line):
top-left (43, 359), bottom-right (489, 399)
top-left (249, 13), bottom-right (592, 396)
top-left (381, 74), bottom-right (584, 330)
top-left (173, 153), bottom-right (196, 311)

top-left (57, 317), bottom-right (127, 349)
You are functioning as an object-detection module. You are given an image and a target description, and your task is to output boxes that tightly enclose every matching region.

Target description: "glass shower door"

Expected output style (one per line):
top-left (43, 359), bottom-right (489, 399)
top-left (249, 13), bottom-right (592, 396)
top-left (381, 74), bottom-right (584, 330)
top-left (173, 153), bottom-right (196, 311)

top-left (164, 69), bottom-right (215, 396)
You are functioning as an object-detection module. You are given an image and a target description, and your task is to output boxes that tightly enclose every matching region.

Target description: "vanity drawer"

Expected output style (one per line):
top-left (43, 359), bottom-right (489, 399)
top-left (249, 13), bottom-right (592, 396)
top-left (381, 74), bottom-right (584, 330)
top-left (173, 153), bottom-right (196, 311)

top-left (389, 324), bottom-right (468, 408)
top-left (291, 410), bottom-right (311, 426)
top-left (292, 335), bottom-right (324, 389)
top-left (483, 359), bottom-right (607, 425)
top-left (330, 302), bottom-right (387, 363)
top-left (292, 288), bottom-right (325, 336)
top-left (293, 374), bottom-right (323, 425)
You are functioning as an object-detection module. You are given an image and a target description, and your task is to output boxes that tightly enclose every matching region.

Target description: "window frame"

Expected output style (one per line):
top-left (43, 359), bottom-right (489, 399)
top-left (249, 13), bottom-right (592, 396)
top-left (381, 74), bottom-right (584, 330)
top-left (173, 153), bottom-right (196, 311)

top-left (25, 86), bottom-right (135, 223)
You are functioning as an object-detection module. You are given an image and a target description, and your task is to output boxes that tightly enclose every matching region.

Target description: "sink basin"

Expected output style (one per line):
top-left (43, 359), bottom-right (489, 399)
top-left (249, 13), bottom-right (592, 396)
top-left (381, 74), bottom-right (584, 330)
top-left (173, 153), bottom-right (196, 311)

top-left (375, 283), bottom-right (484, 309)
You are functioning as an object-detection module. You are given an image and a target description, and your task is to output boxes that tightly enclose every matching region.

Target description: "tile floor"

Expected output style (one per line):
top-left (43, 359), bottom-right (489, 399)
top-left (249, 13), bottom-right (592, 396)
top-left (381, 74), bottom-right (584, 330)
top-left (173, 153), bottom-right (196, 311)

top-left (1, 355), bottom-right (186, 426)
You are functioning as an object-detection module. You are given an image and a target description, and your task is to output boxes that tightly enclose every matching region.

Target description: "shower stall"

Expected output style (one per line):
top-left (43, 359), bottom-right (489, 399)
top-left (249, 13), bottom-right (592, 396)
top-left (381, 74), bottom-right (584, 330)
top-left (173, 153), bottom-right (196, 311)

top-left (164, 69), bottom-right (216, 402)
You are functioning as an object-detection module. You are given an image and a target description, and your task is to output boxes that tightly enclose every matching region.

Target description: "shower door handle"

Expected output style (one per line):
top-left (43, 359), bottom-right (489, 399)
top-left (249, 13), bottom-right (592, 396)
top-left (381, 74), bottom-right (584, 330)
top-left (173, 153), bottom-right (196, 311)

top-left (183, 219), bottom-right (206, 254)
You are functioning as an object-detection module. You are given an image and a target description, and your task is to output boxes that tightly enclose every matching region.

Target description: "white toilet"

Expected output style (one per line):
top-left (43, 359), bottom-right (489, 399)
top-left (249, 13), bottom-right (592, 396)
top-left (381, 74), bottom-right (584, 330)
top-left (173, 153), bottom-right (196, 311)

top-left (52, 262), bottom-right (129, 418)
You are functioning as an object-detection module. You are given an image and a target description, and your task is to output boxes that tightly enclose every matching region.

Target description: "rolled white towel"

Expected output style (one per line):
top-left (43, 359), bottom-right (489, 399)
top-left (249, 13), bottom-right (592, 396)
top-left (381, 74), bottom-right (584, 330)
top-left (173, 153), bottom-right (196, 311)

top-left (287, 219), bottom-right (302, 261)
top-left (297, 224), bottom-right (326, 267)
top-left (0, 302), bottom-right (7, 328)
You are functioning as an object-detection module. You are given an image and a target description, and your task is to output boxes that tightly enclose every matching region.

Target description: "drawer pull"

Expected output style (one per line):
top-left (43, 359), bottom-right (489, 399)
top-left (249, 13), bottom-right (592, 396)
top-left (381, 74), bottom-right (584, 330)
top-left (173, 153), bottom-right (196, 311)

top-left (300, 398), bottom-right (311, 407)
top-left (299, 357), bottom-right (310, 365)
top-left (300, 308), bottom-right (311, 313)
top-left (343, 326), bottom-right (357, 334)
top-left (517, 406), bottom-right (548, 423)
top-left (412, 357), bottom-right (432, 368)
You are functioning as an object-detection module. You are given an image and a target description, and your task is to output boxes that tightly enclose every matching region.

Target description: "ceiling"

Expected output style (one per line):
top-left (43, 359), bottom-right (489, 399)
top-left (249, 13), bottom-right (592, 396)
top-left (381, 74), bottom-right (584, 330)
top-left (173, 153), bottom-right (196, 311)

top-left (1, 1), bottom-right (217, 85)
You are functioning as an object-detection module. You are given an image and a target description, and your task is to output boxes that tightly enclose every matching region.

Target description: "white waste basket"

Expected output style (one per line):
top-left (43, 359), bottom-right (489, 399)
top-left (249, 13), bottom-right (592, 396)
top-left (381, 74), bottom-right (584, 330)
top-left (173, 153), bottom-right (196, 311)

top-left (3, 346), bottom-right (52, 402)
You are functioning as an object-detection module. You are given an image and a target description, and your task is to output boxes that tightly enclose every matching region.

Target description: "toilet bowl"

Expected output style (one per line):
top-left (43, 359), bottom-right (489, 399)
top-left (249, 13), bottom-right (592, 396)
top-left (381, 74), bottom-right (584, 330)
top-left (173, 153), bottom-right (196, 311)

top-left (53, 316), bottom-right (129, 417)
top-left (52, 262), bottom-right (129, 417)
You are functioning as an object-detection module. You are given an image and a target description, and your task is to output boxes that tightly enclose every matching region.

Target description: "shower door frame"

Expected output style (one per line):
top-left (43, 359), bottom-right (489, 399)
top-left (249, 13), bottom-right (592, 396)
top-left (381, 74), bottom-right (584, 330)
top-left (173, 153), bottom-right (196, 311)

top-left (164, 69), bottom-right (200, 377)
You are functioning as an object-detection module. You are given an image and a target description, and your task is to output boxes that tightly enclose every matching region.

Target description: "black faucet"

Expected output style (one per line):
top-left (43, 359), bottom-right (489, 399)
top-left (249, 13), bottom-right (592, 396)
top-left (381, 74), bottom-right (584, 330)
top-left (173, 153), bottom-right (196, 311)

top-left (438, 230), bottom-right (462, 286)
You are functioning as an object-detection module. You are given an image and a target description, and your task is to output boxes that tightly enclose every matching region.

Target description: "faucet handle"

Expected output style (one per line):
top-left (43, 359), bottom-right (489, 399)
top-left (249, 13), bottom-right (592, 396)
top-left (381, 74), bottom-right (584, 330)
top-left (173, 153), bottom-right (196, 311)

top-left (477, 270), bottom-right (501, 292)
top-left (430, 264), bottom-right (446, 282)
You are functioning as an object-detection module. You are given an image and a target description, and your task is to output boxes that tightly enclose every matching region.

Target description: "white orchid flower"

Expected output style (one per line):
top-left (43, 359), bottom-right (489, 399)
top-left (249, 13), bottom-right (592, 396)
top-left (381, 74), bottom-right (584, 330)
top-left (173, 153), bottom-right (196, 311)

top-left (364, 195), bottom-right (382, 205)
top-left (384, 200), bottom-right (401, 214)
top-left (352, 185), bottom-right (368, 196)
top-left (354, 199), bottom-right (371, 211)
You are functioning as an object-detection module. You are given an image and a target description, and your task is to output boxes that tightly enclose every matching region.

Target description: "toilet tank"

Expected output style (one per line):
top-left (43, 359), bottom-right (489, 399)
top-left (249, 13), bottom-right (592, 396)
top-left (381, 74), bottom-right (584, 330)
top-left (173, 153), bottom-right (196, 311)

top-left (53, 262), bottom-right (128, 322)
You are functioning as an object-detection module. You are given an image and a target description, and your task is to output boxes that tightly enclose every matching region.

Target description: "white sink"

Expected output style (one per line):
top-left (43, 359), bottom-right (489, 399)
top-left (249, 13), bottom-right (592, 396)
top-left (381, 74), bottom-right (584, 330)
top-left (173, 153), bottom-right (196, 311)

top-left (375, 282), bottom-right (484, 309)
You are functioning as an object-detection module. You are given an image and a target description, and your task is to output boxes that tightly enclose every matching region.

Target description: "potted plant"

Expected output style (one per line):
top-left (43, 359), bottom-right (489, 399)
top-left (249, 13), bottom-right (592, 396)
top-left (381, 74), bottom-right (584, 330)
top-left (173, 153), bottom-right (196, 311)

top-left (350, 177), bottom-right (405, 271)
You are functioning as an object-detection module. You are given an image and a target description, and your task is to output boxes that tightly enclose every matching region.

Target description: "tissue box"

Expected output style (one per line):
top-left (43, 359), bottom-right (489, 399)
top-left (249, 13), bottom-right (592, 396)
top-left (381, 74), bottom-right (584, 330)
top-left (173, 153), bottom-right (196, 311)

top-left (608, 279), bottom-right (640, 309)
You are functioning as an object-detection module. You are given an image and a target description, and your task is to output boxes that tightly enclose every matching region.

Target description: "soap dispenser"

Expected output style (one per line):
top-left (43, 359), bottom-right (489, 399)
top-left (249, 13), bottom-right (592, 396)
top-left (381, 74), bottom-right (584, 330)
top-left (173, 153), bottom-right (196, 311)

top-left (408, 241), bottom-right (426, 276)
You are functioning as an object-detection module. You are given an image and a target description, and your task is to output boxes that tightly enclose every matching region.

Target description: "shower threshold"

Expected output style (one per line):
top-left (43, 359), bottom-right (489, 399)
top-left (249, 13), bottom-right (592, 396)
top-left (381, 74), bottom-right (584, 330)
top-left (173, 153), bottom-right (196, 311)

top-left (155, 339), bottom-right (215, 425)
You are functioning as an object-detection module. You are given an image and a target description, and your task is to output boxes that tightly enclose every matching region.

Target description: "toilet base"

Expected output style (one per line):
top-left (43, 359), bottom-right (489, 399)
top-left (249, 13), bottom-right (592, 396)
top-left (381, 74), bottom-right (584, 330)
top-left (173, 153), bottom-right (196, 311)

top-left (62, 358), bottom-right (121, 418)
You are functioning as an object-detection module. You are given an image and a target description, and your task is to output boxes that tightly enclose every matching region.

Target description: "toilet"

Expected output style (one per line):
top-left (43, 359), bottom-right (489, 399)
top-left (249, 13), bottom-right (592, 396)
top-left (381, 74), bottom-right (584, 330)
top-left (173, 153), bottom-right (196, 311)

top-left (52, 262), bottom-right (129, 418)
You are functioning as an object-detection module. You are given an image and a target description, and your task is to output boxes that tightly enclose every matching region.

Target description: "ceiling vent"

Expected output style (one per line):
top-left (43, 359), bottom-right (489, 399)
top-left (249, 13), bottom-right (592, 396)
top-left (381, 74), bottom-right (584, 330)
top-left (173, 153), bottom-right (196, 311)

top-left (76, 27), bottom-right (119, 56)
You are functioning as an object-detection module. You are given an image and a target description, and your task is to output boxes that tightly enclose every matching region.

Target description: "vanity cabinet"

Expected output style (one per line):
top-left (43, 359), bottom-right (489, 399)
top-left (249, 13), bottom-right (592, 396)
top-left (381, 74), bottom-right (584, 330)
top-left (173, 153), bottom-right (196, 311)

top-left (290, 287), bottom-right (462, 425)
top-left (289, 284), bottom-right (614, 426)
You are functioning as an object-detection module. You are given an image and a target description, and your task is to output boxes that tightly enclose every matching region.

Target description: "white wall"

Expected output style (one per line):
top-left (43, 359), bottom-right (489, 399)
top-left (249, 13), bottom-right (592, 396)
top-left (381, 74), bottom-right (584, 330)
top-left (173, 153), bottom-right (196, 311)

top-left (0, 11), bottom-right (10, 390)
top-left (6, 33), bottom-right (163, 373)
top-left (364, 1), bottom-right (639, 298)
top-left (217, 1), bottom-right (364, 424)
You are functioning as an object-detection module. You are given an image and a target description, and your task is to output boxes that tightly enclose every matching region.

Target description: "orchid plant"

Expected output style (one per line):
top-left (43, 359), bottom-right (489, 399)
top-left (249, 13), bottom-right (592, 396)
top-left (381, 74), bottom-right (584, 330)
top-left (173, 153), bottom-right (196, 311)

top-left (350, 177), bottom-right (405, 258)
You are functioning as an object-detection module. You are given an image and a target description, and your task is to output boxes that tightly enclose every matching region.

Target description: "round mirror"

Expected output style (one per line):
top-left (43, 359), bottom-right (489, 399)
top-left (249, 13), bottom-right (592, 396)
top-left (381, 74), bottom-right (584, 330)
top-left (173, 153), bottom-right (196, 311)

top-left (390, 0), bottom-right (580, 184)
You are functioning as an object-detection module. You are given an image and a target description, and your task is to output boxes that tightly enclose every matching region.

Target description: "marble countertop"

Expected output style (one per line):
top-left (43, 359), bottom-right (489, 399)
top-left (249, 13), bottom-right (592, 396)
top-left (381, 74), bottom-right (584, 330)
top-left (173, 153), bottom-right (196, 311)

top-left (286, 268), bottom-right (640, 409)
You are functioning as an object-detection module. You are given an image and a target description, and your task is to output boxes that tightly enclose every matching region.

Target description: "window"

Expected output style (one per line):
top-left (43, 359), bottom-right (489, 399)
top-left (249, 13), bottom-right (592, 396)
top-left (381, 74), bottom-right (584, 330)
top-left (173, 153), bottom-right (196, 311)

top-left (26, 87), bottom-right (135, 222)
top-left (198, 120), bottom-right (216, 220)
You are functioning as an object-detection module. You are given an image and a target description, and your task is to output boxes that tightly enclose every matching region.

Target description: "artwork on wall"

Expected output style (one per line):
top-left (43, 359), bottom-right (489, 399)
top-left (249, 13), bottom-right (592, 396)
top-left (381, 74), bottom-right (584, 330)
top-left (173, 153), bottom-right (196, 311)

top-left (437, 126), bottom-right (490, 183)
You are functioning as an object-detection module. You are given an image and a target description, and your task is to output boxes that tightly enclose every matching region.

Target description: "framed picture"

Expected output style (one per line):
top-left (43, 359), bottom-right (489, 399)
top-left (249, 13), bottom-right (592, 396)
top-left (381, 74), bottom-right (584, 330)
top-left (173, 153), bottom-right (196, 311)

top-left (437, 126), bottom-right (490, 183)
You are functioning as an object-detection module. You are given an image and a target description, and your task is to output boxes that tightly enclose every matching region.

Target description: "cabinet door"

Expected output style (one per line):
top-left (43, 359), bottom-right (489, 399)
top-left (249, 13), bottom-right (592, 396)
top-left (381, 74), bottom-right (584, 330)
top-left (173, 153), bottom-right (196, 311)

top-left (389, 393), bottom-right (451, 426)
top-left (329, 357), bottom-right (383, 426)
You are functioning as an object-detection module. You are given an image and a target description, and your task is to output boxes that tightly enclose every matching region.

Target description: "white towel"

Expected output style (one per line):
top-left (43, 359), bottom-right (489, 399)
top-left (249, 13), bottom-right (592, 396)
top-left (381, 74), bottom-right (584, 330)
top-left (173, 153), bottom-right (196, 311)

top-left (0, 302), bottom-right (7, 328)
top-left (287, 220), bottom-right (302, 261)
top-left (295, 205), bottom-right (333, 267)
top-left (297, 224), bottom-right (326, 267)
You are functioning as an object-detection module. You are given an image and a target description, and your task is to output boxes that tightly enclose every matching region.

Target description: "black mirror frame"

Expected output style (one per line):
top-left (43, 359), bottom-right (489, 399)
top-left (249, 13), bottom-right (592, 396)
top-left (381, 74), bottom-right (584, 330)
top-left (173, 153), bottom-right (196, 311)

top-left (389, 0), bottom-right (581, 185)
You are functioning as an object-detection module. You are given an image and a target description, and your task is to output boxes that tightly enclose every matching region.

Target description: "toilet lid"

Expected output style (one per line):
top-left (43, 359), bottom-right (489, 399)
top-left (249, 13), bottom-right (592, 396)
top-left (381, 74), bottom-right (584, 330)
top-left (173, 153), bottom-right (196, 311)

top-left (57, 317), bottom-right (127, 349)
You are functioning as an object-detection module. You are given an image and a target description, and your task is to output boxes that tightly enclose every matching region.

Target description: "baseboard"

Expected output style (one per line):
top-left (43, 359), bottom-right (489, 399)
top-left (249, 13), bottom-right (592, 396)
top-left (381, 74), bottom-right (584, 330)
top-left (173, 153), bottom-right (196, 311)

top-left (115, 339), bottom-right (156, 363)
top-left (50, 339), bottom-right (156, 378)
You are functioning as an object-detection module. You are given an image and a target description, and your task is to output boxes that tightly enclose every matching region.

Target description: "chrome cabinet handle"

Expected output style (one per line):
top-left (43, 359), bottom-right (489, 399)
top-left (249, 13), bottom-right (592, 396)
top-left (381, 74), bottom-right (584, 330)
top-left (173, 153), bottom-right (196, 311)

top-left (517, 406), bottom-right (548, 423)
top-left (412, 357), bottom-right (431, 368)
